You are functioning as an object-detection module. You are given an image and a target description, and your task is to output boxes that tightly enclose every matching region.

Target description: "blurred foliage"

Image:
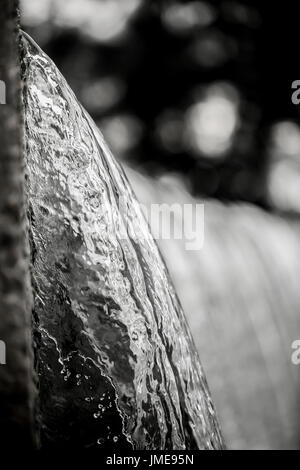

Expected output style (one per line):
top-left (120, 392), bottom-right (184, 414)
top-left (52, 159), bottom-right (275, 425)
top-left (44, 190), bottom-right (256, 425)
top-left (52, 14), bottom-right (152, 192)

top-left (21, 0), bottom-right (300, 209)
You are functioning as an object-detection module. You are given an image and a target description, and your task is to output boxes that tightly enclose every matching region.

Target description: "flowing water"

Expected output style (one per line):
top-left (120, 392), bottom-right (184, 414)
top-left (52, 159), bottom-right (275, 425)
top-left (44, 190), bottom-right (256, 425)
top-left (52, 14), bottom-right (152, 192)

top-left (21, 32), bottom-right (223, 450)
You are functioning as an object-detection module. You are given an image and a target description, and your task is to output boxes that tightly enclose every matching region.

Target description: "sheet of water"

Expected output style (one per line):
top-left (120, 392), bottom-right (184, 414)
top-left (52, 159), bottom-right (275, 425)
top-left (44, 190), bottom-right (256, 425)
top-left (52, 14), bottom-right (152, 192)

top-left (21, 32), bottom-right (223, 450)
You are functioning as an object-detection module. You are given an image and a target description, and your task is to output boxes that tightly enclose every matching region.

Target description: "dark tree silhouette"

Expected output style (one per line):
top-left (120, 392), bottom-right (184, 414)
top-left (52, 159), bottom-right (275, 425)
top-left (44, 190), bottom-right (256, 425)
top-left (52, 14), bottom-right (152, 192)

top-left (0, 0), bottom-right (37, 448)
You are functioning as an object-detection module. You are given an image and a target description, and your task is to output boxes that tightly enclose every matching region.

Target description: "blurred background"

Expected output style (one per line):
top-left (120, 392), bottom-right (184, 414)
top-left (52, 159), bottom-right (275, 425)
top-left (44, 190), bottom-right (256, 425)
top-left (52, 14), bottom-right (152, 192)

top-left (21, 0), bottom-right (300, 211)
top-left (21, 0), bottom-right (300, 450)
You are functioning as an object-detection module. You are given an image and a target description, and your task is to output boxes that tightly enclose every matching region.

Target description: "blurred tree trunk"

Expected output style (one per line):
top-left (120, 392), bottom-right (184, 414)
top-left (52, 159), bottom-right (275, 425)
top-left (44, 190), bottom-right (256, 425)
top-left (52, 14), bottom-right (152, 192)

top-left (0, 0), bottom-right (37, 448)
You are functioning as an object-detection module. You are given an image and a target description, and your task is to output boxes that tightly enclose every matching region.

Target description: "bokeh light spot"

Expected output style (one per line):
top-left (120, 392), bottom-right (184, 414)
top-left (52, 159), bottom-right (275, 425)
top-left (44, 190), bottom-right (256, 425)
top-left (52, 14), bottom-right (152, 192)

top-left (185, 83), bottom-right (239, 158)
top-left (162, 1), bottom-right (216, 35)
top-left (21, 0), bottom-right (143, 43)
top-left (81, 77), bottom-right (126, 114)
top-left (100, 114), bottom-right (143, 157)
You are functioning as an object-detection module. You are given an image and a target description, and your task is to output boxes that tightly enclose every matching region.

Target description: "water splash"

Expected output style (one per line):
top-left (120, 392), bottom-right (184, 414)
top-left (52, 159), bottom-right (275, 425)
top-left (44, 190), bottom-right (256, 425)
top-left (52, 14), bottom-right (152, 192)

top-left (21, 32), bottom-right (224, 450)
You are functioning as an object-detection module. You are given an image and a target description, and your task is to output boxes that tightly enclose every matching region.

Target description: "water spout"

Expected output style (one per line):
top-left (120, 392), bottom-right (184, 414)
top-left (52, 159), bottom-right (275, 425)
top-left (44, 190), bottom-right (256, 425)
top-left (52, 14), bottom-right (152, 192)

top-left (21, 32), bottom-right (223, 450)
